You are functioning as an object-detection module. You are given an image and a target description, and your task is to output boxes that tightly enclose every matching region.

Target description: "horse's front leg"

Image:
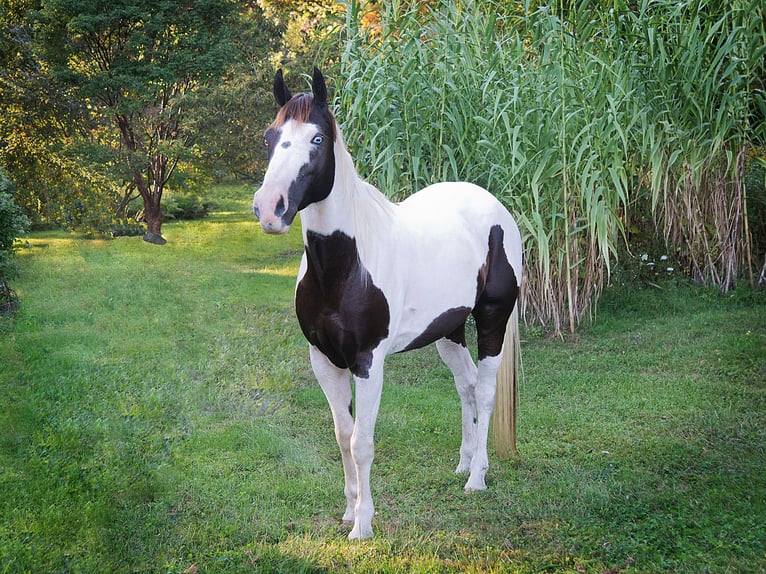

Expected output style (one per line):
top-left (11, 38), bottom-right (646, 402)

top-left (436, 338), bottom-right (478, 473)
top-left (309, 345), bottom-right (357, 523)
top-left (348, 360), bottom-right (385, 540)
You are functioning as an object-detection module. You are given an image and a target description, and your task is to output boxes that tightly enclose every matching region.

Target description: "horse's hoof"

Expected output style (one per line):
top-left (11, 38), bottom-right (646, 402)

top-left (464, 485), bottom-right (487, 493)
top-left (348, 525), bottom-right (374, 540)
top-left (464, 479), bottom-right (487, 492)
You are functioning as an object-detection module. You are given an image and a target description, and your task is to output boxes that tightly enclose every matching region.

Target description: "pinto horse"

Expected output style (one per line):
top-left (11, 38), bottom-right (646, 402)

top-left (252, 68), bottom-right (522, 540)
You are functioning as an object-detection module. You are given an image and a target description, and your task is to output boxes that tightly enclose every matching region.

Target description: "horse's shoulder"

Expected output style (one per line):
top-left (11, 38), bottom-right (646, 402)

top-left (295, 229), bottom-right (391, 378)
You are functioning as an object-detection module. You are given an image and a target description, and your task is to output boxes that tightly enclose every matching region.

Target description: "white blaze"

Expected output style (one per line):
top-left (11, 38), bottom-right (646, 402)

top-left (253, 120), bottom-right (318, 234)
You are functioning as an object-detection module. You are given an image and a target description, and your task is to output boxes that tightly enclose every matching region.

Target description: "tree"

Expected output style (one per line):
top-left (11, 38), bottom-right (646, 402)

top-left (34, 0), bottom-right (237, 244)
top-left (0, 0), bottom-right (109, 232)
top-left (192, 2), bottom-right (287, 182)
top-left (197, 0), bottom-right (343, 183)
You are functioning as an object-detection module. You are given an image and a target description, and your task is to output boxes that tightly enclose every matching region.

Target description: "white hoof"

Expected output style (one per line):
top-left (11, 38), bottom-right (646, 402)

top-left (348, 524), bottom-right (374, 540)
top-left (463, 476), bottom-right (487, 492)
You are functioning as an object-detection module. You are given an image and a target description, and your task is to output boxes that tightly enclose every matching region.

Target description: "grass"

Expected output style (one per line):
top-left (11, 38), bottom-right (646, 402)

top-left (1, 185), bottom-right (765, 573)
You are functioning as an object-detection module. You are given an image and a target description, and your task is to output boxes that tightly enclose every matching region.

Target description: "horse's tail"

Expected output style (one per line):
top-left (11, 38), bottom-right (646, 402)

top-left (493, 303), bottom-right (520, 459)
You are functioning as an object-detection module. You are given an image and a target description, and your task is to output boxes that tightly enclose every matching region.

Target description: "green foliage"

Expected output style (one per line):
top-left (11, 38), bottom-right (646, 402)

top-left (339, 0), bottom-right (766, 331)
top-left (745, 155), bottom-right (766, 280)
top-left (0, 2), bottom-right (118, 233)
top-left (0, 170), bottom-right (29, 316)
top-left (98, 218), bottom-right (146, 238)
top-left (626, 0), bottom-right (765, 291)
top-left (0, 0), bottom-right (348, 236)
top-left (0, 170), bottom-right (29, 284)
top-left (162, 191), bottom-right (217, 221)
top-left (0, 186), bottom-right (764, 572)
top-left (198, 0), bottom-right (343, 182)
top-left (193, 4), bottom-right (287, 181)
top-left (26, 0), bottom-right (240, 239)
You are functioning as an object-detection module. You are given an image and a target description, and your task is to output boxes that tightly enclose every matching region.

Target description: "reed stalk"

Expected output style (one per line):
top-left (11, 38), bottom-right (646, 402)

top-left (339, 0), bottom-right (766, 331)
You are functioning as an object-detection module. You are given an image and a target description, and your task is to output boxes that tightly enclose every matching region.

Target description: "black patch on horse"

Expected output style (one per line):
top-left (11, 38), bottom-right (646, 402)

top-left (401, 307), bottom-right (472, 352)
top-left (472, 225), bottom-right (519, 361)
top-left (296, 230), bottom-right (390, 379)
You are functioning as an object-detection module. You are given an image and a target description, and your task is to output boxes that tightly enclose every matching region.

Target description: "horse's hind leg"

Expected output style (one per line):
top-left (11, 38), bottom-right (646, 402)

top-left (309, 345), bottom-right (357, 523)
top-left (436, 337), bottom-right (478, 473)
top-left (465, 224), bottom-right (519, 491)
top-left (464, 352), bottom-right (503, 491)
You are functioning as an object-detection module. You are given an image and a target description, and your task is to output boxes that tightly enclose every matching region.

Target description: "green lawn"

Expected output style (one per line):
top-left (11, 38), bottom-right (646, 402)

top-left (1, 186), bottom-right (764, 573)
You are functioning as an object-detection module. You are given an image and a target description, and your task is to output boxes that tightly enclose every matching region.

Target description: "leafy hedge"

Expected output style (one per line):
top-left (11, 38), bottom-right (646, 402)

top-left (0, 170), bottom-right (30, 315)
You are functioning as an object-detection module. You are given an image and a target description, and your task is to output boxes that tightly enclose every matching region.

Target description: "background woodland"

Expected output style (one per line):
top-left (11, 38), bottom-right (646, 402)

top-left (1, 0), bottom-right (765, 330)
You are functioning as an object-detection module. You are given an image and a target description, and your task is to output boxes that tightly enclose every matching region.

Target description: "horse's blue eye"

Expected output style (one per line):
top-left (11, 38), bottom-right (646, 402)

top-left (311, 135), bottom-right (324, 145)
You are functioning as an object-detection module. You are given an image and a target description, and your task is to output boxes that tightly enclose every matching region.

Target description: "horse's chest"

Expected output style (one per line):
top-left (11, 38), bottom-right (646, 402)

top-left (295, 230), bottom-right (390, 378)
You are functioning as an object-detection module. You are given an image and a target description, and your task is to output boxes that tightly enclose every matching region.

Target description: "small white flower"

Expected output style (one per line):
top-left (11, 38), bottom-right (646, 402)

top-left (641, 253), bottom-right (649, 261)
top-left (660, 255), bottom-right (668, 261)
top-left (667, 267), bottom-right (674, 272)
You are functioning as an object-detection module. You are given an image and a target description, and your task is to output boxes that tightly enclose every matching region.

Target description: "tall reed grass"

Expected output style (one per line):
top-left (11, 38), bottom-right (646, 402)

top-left (337, 0), bottom-right (766, 331)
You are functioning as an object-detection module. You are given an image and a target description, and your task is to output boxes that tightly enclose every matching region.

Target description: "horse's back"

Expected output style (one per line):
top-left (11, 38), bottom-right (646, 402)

top-left (402, 182), bottom-right (515, 228)
top-left (399, 182), bottom-right (521, 273)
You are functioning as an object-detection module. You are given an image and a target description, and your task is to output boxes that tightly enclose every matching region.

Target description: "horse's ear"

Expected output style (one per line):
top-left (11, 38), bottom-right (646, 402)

top-left (273, 69), bottom-right (292, 107)
top-left (312, 67), bottom-right (328, 108)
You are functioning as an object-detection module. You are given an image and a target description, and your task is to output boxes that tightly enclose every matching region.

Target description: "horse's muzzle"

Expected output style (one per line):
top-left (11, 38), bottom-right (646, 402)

top-left (259, 220), bottom-right (290, 234)
top-left (253, 189), bottom-right (291, 234)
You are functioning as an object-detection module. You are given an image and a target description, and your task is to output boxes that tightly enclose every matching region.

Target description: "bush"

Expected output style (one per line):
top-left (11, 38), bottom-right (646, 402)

top-left (93, 218), bottom-right (146, 238)
top-left (0, 171), bottom-right (30, 315)
top-left (162, 192), bottom-right (217, 220)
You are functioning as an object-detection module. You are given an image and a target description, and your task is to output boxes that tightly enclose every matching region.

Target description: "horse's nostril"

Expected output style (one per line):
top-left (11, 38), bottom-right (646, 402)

top-left (253, 205), bottom-right (261, 219)
top-left (274, 196), bottom-right (286, 217)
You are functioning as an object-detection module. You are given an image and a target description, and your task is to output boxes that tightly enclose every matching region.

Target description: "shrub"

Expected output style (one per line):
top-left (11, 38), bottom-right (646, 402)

top-left (162, 192), bottom-right (217, 220)
top-left (0, 171), bottom-right (30, 315)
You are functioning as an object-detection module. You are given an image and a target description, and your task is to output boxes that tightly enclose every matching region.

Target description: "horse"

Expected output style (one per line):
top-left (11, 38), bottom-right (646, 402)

top-left (252, 68), bottom-right (522, 540)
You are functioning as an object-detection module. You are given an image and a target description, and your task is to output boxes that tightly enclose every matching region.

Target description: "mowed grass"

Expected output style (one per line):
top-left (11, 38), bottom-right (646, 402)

top-left (1, 185), bottom-right (764, 573)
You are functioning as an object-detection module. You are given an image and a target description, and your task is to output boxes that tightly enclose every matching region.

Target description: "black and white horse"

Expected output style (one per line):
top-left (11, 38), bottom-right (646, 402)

top-left (252, 68), bottom-right (522, 539)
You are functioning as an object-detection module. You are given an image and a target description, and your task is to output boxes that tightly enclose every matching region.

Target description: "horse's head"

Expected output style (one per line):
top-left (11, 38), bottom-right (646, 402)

top-left (252, 68), bottom-right (336, 234)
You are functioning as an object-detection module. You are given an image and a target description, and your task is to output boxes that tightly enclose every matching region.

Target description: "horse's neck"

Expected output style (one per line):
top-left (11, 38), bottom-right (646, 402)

top-left (300, 141), bottom-right (397, 270)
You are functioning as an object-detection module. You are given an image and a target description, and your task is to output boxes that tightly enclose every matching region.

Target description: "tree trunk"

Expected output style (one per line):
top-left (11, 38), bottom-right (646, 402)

top-left (142, 196), bottom-right (166, 245)
top-left (132, 172), bottom-right (166, 245)
top-left (116, 114), bottom-right (168, 246)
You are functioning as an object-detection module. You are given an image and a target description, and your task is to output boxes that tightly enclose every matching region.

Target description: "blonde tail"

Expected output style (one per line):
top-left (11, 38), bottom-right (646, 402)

top-left (492, 304), bottom-right (520, 459)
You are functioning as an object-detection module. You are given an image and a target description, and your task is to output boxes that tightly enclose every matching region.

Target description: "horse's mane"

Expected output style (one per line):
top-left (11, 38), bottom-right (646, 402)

top-left (333, 123), bottom-right (397, 272)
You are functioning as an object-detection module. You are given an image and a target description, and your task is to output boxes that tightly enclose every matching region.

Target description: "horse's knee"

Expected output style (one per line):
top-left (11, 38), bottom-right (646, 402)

top-left (336, 432), bottom-right (353, 460)
top-left (351, 438), bottom-right (374, 467)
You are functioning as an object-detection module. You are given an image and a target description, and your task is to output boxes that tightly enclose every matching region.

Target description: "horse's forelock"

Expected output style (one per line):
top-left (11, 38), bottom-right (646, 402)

top-left (272, 93), bottom-right (336, 140)
top-left (274, 93), bottom-right (313, 127)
